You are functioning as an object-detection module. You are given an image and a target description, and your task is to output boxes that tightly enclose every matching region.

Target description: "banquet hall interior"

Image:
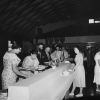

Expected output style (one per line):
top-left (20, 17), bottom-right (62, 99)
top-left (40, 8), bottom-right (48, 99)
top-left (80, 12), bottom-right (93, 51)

top-left (0, 0), bottom-right (100, 100)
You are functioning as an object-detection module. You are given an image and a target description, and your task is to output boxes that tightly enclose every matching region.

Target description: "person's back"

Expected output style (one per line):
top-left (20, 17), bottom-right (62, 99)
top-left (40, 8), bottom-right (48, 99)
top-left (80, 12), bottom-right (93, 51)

top-left (2, 51), bottom-right (20, 89)
top-left (3, 51), bottom-right (21, 73)
top-left (75, 53), bottom-right (83, 66)
top-left (22, 56), bottom-right (34, 69)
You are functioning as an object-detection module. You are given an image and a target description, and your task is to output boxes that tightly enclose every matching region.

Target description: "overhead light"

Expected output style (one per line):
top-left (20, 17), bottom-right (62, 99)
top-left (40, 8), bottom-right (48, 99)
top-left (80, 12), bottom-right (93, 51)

top-left (94, 20), bottom-right (100, 23)
top-left (89, 19), bottom-right (94, 24)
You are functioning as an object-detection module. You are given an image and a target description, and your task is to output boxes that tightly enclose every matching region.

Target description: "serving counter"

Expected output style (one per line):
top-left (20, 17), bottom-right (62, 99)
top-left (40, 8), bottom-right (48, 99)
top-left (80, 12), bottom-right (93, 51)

top-left (7, 63), bottom-right (74, 100)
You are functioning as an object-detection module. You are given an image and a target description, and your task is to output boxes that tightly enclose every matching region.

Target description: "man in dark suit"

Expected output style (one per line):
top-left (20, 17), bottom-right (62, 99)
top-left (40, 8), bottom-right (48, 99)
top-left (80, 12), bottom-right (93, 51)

top-left (43, 46), bottom-right (51, 63)
top-left (36, 43), bottom-right (45, 65)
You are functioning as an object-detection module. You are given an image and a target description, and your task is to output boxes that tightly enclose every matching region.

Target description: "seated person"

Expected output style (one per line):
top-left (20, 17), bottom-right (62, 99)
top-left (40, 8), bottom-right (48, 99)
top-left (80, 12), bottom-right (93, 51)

top-left (20, 51), bottom-right (39, 79)
top-left (35, 43), bottom-right (45, 65)
top-left (61, 47), bottom-right (69, 61)
top-left (42, 46), bottom-right (51, 64)
top-left (51, 45), bottom-right (62, 64)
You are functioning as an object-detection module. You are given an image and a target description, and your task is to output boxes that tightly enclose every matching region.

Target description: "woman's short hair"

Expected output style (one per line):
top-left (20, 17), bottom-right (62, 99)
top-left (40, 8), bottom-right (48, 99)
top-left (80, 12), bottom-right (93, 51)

top-left (74, 45), bottom-right (84, 53)
top-left (12, 44), bottom-right (21, 49)
top-left (24, 49), bottom-right (34, 56)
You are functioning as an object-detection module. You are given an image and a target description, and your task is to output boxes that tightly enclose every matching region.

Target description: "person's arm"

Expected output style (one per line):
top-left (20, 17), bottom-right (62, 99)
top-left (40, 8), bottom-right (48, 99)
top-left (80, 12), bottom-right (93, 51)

top-left (98, 59), bottom-right (100, 66)
top-left (12, 64), bottom-right (28, 78)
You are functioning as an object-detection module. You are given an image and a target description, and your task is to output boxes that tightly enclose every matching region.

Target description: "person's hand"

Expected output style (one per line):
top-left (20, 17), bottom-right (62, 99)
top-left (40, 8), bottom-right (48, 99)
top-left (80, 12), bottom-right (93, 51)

top-left (23, 74), bottom-right (29, 78)
top-left (18, 73), bottom-right (28, 79)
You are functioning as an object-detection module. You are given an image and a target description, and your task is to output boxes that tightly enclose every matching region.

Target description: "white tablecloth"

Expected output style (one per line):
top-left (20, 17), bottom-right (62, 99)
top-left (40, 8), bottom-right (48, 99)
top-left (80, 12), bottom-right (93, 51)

top-left (8, 63), bottom-right (74, 100)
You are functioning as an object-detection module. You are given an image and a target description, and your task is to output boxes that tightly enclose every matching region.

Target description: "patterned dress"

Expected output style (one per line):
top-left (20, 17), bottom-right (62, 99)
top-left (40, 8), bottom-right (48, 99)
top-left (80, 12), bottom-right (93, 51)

top-left (93, 52), bottom-right (100, 84)
top-left (2, 52), bottom-right (21, 89)
top-left (74, 53), bottom-right (86, 87)
top-left (21, 54), bottom-right (39, 77)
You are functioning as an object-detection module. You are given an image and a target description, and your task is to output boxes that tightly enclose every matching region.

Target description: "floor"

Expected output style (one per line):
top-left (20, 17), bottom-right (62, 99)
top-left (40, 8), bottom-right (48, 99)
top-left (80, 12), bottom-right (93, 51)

top-left (62, 65), bottom-right (100, 100)
top-left (63, 87), bottom-right (100, 100)
top-left (63, 74), bottom-right (100, 100)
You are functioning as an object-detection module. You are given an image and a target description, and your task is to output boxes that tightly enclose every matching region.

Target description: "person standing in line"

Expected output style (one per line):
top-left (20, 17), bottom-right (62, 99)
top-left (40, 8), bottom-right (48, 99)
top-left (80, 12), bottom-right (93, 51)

top-left (93, 50), bottom-right (100, 92)
top-left (2, 45), bottom-right (28, 90)
top-left (69, 47), bottom-right (86, 97)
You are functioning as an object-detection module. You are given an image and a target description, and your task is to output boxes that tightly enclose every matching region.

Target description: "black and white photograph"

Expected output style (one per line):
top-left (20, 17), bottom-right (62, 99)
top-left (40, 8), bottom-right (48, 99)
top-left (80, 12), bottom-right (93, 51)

top-left (0, 0), bottom-right (100, 100)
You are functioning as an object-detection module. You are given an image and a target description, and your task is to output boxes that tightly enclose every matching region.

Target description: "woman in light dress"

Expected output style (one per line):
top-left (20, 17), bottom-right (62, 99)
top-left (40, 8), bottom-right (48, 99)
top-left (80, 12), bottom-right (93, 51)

top-left (93, 51), bottom-right (100, 92)
top-left (2, 45), bottom-right (28, 90)
top-left (21, 52), bottom-right (39, 78)
top-left (69, 47), bottom-right (86, 97)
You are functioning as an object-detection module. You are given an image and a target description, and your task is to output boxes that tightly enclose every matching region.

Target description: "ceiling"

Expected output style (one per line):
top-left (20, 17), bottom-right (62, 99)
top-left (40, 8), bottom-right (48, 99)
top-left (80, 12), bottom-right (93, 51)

top-left (0, 0), bottom-right (99, 40)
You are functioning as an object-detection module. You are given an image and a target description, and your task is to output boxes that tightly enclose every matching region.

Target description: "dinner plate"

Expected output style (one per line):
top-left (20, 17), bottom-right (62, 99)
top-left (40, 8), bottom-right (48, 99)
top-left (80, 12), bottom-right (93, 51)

top-left (37, 65), bottom-right (45, 70)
